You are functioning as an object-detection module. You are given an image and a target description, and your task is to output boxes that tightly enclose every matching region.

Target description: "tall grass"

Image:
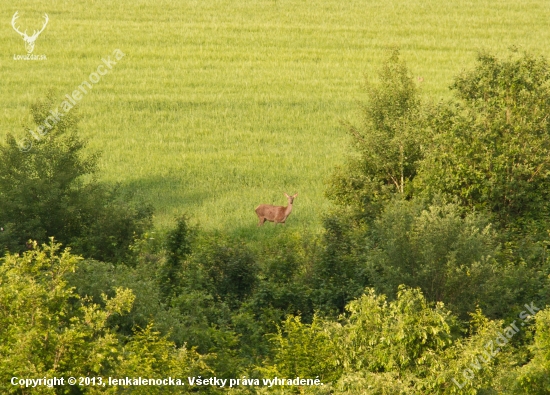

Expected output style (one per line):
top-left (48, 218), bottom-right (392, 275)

top-left (2, 0), bottom-right (549, 240)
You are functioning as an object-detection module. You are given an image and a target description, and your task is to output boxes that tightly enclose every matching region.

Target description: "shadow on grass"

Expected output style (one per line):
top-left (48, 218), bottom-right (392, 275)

top-left (115, 175), bottom-right (210, 220)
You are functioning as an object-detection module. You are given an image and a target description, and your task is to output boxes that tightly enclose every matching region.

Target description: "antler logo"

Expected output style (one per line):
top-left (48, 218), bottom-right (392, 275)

top-left (11, 11), bottom-right (49, 54)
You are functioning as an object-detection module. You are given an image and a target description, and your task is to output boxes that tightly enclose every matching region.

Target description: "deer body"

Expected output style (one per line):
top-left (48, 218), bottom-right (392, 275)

top-left (255, 193), bottom-right (297, 226)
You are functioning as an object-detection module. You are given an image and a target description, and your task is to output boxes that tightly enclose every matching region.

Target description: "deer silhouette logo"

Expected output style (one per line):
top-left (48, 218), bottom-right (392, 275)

top-left (11, 12), bottom-right (49, 54)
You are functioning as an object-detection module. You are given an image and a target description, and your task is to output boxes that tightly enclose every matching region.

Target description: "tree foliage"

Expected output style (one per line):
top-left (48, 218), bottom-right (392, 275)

top-left (416, 51), bottom-right (550, 231)
top-left (514, 308), bottom-right (550, 393)
top-left (0, 93), bottom-right (153, 262)
top-left (365, 197), bottom-right (502, 318)
top-left (0, 241), bottom-right (207, 395)
top-left (266, 287), bottom-right (537, 395)
top-left (326, 50), bottom-right (423, 219)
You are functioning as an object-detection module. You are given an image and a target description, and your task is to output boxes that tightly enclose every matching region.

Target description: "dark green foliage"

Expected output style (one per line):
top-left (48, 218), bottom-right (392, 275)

top-left (166, 215), bottom-right (194, 264)
top-left (161, 233), bottom-right (260, 373)
top-left (234, 235), bottom-right (317, 363)
top-left (0, 96), bottom-right (96, 253)
top-left (184, 235), bottom-right (258, 306)
top-left (159, 214), bottom-right (195, 299)
top-left (365, 197), bottom-right (500, 319)
top-left (310, 213), bottom-right (369, 316)
top-left (326, 49), bottom-right (550, 315)
top-left (0, 93), bottom-right (152, 262)
top-left (68, 185), bottom-right (153, 263)
top-left (247, 234), bottom-right (315, 320)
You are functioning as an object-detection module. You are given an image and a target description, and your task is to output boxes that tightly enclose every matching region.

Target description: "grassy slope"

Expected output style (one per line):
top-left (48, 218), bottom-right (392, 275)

top-left (2, 0), bottom-right (549, 241)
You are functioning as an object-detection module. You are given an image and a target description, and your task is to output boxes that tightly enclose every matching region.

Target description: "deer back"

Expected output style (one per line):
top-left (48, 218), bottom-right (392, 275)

top-left (255, 204), bottom-right (288, 221)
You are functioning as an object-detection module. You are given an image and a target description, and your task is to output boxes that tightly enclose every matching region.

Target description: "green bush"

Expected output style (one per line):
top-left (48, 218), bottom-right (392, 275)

top-left (326, 49), bottom-right (424, 220)
top-left (416, 51), bottom-right (550, 232)
top-left (0, 93), bottom-right (152, 262)
top-left (0, 241), bottom-right (208, 395)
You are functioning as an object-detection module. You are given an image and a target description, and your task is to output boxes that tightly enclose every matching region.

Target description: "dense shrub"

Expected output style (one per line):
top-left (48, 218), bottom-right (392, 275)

top-left (0, 242), bottom-right (208, 395)
top-left (0, 93), bottom-right (152, 262)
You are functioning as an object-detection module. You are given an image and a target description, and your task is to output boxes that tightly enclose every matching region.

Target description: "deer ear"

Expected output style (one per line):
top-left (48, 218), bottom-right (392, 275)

top-left (284, 193), bottom-right (289, 198)
top-left (293, 193), bottom-right (298, 198)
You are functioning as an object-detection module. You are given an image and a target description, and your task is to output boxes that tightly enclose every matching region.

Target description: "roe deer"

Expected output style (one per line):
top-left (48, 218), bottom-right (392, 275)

top-left (255, 193), bottom-right (298, 226)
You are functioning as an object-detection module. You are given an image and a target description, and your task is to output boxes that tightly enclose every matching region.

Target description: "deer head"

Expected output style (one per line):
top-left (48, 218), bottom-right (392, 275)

top-left (284, 193), bottom-right (298, 204)
top-left (12, 12), bottom-right (49, 54)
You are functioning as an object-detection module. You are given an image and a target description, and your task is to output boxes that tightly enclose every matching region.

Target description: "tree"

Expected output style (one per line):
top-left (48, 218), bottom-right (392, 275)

top-left (265, 287), bottom-right (519, 395)
top-left (0, 241), bottom-right (208, 395)
top-left (326, 50), bottom-right (424, 219)
top-left (310, 214), bottom-right (369, 316)
top-left (183, 235), bottom-right (259, 306)
top-left (267, 315), bottom-right (339, 384)
top-left (159, 214), bottom-right (195, 300)
top-left (325, 50), bottom-right (550, 320)
top-left (415, 51), bottom-right (550, 232)
top-left (364, 197), bottom-right (507, 319)
top-left (0, 92), bottom-right (152, 262)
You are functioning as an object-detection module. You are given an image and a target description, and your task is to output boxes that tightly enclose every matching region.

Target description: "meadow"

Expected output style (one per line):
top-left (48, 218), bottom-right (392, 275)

top-left (2, 0), bottom-right (550, 241)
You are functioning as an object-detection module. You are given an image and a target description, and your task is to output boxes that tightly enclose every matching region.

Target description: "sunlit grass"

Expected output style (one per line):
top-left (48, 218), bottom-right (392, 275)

top-left (2, 0), bottom-right (549, 240)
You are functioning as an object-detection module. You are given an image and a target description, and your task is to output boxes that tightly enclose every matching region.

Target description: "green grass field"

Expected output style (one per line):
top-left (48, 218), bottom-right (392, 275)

top-left (3, 0), bottom-right (550, 240)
